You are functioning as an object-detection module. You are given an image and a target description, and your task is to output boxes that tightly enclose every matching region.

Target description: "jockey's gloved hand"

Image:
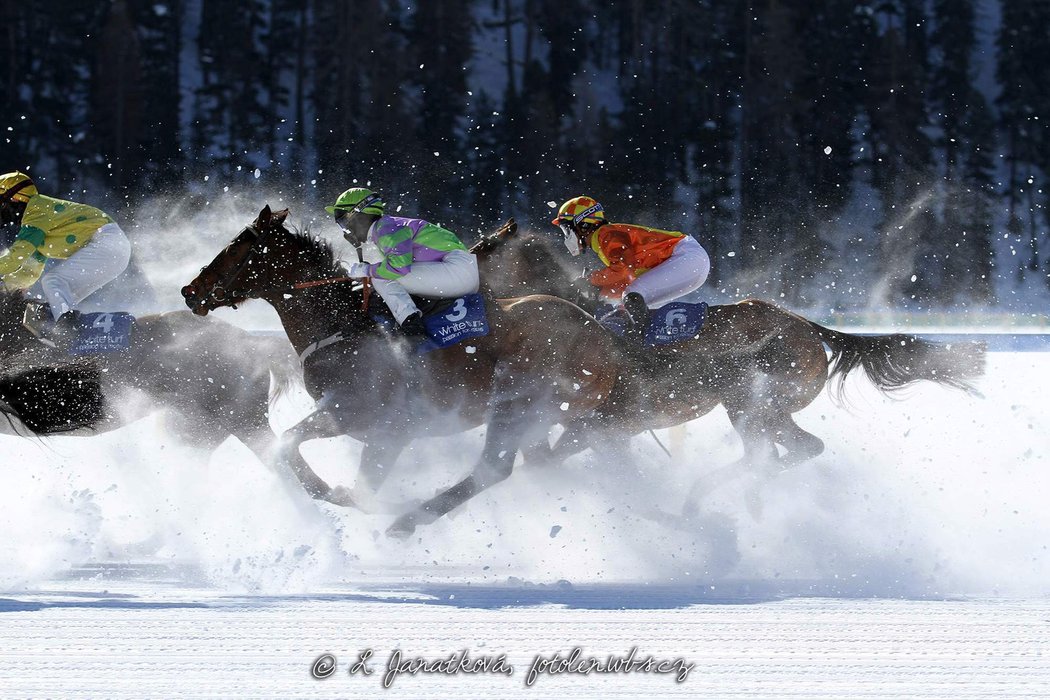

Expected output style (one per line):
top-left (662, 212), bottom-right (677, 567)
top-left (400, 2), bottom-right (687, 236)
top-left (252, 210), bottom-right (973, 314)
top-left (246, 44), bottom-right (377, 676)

top-left (346, 262), bottom-right (370, 278)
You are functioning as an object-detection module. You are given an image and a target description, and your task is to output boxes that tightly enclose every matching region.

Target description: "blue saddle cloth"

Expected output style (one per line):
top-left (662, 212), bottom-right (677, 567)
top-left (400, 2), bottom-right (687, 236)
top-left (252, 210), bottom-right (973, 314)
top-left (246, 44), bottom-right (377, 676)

top-left (370, 293), bottom-right (490, 354)
top-left (69, 312), bottom-right (136, 355)
top-left (598, 301), bottom-right (707, 346)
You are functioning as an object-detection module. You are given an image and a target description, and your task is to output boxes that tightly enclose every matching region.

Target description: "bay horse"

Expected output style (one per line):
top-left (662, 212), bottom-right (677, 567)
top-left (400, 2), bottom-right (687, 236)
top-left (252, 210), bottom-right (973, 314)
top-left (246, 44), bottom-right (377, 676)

top-left (0, 286), bottom-right (298, 460)
top-left (472, 222), bottom-right (985, 481)
top-left (180, 206), bottom-right (623, 537)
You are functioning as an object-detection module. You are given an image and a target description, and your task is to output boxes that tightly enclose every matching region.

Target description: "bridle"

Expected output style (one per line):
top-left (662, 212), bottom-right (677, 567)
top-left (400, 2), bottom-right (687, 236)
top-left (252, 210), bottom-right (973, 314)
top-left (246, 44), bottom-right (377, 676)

top-left (207, 225), bottom-right (268, 305)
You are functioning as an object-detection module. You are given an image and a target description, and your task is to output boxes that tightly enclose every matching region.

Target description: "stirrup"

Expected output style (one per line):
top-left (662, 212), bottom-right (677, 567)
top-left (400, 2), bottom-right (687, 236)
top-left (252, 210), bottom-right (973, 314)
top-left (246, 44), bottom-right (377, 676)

top-left (22, 302), bottom-right (58, 348)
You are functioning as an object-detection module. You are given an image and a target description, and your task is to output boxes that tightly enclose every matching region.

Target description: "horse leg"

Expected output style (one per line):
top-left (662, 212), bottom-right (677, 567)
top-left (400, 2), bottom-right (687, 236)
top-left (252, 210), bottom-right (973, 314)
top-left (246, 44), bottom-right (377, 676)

top-left (274, 409), bottom-right (354, 505)
top-left (241, 425), bottom-right (280, 466)
top-left (341, 440), bottom-right (408, 514)
top-left (774, 413), bottom-right (824, 467)
top-left (682, 401), bottom-right (778, 518)
top-left (523, 418), bottom-right (592, 468)
top-left (386, 391), bottom-right (536, 538)
top-left (356, 440), bottom-right (405, 491)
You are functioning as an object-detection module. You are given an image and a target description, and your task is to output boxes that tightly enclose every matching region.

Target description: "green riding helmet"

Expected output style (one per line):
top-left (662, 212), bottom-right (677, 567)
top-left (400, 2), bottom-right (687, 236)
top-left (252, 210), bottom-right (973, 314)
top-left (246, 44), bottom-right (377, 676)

top-left (325, 187), bottom-right (386, 217)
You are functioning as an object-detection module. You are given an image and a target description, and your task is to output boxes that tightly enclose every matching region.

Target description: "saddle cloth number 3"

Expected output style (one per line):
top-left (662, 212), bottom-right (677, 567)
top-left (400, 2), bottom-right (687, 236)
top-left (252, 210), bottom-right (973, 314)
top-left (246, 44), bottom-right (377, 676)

top-left (445, 298), bottom-right (468, 322)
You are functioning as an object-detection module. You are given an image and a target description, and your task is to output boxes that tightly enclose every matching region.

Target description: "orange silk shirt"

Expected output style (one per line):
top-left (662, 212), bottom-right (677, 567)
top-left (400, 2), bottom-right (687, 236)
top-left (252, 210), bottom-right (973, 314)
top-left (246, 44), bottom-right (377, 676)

top-left (587, 223), bottom-right (685, 298)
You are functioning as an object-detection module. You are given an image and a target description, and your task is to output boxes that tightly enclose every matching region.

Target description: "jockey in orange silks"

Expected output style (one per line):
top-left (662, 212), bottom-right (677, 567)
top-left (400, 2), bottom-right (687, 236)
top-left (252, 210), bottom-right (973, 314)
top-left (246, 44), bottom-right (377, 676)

top-left (551, 195), bottom-right (710, 335)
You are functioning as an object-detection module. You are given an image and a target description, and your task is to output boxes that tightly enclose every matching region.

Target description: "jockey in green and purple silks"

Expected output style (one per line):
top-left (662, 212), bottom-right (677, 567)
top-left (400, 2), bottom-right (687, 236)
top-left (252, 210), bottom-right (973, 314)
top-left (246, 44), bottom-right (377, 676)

top-left (326, 187), bottom-right (480, 336)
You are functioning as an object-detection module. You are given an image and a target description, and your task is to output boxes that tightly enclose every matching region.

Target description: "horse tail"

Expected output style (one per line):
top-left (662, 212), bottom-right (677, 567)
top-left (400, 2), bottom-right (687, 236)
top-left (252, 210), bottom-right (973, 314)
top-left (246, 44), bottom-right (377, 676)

top-left (805, 320), bottom-right (985, 397)
top-left (0, 361), bottom-right (106, 435)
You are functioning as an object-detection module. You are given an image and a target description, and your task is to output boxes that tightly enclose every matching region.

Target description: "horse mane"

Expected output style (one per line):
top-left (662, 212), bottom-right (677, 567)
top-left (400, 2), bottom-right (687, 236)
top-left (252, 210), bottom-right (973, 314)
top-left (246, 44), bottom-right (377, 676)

top-left (283, 222), bottom-right (341, 275)
top-left (280, 221), bottom-right (370, 326)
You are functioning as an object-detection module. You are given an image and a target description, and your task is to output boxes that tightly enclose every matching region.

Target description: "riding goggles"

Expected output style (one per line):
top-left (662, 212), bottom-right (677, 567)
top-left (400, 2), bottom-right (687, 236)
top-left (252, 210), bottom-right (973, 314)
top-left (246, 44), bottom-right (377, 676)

top-left (332, 192), bottom-right (383, 232)
top-left (334, 210), bottom-right (352, 232)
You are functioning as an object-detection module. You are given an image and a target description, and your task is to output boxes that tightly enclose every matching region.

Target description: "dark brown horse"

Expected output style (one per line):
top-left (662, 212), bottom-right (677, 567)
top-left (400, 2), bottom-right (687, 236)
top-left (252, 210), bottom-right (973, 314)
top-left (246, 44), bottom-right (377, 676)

top-left (180, 206), bottom-right (623, 537)
top-left (474, 223), bottom-right (985, 484)
top-left (0, 286), bottom-right (297, 460)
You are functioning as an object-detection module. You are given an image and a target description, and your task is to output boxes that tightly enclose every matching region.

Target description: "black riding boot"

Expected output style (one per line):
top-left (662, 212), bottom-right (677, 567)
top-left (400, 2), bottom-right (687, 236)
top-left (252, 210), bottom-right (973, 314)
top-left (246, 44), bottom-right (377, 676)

top-left (49, 310), bottom-right (83, 349)
top-left (398, 312), bottom-right (427, 337)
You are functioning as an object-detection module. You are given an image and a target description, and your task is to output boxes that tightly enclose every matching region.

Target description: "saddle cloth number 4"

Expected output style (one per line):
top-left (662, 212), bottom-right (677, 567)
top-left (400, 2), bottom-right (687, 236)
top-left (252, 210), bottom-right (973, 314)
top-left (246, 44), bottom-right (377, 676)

top-left (70, 311), bottom-right (135, 355)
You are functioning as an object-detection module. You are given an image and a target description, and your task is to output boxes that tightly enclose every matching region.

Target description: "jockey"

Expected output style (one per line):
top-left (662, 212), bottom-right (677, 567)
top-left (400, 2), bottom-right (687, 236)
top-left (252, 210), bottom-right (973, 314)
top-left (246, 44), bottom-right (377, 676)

top-left (552, 195), bottom-right (710, 337)
top-left (0, 171), bottom-right (131, 335)
top-left (326, 187), bottom-right (480, 336)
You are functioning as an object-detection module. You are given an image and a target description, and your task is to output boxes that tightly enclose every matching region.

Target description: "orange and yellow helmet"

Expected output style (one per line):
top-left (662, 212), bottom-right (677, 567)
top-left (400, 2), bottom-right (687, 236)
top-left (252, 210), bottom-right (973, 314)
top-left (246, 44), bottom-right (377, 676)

top-left (0, 171), bottom-right (37, 205)
top-left (551, 195), bottom-right (605, 228)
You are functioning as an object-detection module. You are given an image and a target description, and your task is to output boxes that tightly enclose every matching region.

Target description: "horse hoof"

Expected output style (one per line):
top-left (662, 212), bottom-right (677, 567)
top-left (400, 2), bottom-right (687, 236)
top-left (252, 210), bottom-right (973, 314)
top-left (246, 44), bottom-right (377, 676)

top-left (323, 486), bottom-right (357, 508)
top-left (386, 514), bottom-right (417, 539)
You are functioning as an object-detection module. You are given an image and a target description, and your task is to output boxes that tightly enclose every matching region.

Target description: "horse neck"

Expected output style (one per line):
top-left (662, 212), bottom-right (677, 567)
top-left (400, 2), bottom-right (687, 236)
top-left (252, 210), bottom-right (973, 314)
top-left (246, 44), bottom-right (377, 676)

top-left (262, 267), bottom-right (366, 355)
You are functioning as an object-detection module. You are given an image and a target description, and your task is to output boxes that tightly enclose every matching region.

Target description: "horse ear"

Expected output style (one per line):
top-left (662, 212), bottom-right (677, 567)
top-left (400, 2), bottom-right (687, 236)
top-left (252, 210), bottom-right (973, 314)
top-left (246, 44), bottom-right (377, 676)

top-left (256, 205), bottom-right (272, 227)
top-left (274, 208), bottom-right (290, 224)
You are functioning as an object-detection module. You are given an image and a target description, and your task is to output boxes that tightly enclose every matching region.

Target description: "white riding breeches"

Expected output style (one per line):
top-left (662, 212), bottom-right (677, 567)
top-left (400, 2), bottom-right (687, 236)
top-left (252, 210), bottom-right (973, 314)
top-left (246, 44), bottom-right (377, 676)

top-left (39, 223), bottom-right (132, 320)
top-left (371, 249), bottom-right (480, 324)
top-left (624, 235), bottom-right (710, 308)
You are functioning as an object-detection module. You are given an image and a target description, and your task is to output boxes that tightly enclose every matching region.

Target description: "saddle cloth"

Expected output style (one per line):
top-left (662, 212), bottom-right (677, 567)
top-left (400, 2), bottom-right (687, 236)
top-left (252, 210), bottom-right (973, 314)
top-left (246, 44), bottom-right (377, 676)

top-left (598, 301), bottom-right (707, 346)
top-left (370, 293), bottom-right (490, 353)
top-left (69, 312), bottom-right (135, 355)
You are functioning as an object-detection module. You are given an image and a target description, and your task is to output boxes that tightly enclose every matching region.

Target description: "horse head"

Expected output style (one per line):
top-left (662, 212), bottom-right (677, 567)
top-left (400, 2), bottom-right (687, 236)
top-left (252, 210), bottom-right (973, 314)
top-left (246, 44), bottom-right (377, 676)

top-left (181, 204), bottom-right (300, 315)
top-left (474, 225), bottom-right (584, 301)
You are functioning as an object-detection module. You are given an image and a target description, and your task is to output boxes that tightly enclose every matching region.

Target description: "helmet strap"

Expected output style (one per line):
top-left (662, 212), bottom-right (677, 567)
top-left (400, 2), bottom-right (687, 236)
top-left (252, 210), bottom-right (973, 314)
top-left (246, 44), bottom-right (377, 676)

top-left (0, 179), bottom-right (35, 208)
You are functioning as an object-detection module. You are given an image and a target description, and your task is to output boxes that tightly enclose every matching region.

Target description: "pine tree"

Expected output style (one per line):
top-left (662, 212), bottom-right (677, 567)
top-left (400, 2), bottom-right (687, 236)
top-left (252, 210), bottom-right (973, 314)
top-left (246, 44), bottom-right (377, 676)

top-left (997, 0), bottom-right (1050, 286)
top-left (930, 0), bottom-right (996, 304)
top-left (92, 0), bottom-right (144, 190)
top-left (410, 0), bottom-right (474, 220)
top-left (193, 0), bottom-right (273, 177)
top-left (465, 90), bottom-right (508, 233)
top-left (688, 0), bottom-right (743, 277)
top-left (862, 0), bottom-right (937, 307)
top-left (311, 1), bottom-right (413, 203)
top-left (130, 1), bottom-right (184, 188)
top-left (8, 0), bottom-right (107, 185)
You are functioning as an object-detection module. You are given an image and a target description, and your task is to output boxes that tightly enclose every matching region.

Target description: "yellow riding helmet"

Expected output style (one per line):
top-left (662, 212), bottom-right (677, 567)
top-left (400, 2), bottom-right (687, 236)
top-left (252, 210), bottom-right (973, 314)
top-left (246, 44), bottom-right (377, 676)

top-left (0, 171), bottom-right (37, 204)
top-left (551, 195), bottom-right (605, 227)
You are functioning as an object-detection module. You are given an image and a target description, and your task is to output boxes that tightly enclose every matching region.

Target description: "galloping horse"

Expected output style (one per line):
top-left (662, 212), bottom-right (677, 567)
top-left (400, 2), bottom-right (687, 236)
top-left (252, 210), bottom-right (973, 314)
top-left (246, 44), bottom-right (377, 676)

top-left (473, 223), bottom-right (986, 475)
top-left (180, 206), bottom-right (623, 536)
top-left (0, 286), bottom-right (298, 459)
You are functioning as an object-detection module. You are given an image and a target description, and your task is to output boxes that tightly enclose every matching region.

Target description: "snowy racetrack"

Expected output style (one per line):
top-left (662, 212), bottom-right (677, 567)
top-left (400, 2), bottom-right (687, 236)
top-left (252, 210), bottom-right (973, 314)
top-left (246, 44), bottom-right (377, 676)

top-left (2, 348), bottom-right (1048, 697)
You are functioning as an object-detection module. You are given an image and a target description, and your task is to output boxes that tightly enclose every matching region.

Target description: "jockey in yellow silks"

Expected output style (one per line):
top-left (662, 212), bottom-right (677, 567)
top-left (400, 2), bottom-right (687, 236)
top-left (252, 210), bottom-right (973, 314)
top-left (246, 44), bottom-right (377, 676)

top-left (0, 171), bottom-right (131, 331)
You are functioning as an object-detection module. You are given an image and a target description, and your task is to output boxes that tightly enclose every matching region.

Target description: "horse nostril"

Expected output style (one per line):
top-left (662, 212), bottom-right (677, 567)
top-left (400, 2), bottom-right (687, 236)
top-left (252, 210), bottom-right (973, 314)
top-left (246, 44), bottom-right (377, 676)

top-left (180, 285), bottom-right (196, 300)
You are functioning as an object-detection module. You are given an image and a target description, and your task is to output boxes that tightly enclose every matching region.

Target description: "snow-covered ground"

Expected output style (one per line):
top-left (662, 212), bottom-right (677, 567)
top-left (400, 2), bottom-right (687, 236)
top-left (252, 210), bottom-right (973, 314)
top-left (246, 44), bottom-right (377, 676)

top-left (1, 351), bottom-right (1048, 697)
